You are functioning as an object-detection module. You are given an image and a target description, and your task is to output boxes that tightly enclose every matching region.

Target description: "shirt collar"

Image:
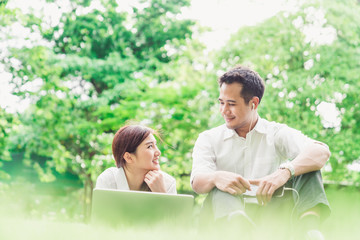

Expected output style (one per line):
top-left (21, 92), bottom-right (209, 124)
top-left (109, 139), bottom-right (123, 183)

top-left (118, 167), bottom-right (130, 190)
top-left (253, 116), bottom-right (267, 134)
top-left (223, 126), bottom-right (237, 140)
top-left (222, 116), bottom-right (267, 140)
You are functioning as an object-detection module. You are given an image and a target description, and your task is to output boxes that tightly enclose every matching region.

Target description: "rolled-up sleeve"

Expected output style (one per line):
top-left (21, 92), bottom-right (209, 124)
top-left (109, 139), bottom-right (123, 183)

top-left (274, 125), bottom-right (314, 161)
top-left (160, 171), bottom-right (177, 194)
top-left (190, 131), bottom-right (217, 184)
top-left (167, 180), bottom-right (177, 194)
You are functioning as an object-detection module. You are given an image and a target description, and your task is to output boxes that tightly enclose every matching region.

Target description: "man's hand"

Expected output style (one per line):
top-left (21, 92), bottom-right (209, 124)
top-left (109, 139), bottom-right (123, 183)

top-left (249, 168), bottom-right (291, 205)
top-left (144, 170), bottom-right (166, 193)
top-left (214, 171), bottom-right (251, 195)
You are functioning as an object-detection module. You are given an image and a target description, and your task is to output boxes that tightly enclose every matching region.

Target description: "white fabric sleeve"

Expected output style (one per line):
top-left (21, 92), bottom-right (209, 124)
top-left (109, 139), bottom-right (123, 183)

top-left (190, 132), bottom-right (217, 184)
top-left (166, 180), bottom-right (177, 194)
top-left (95, 168), bottom-right (117, 189)
top-left (274, 125), bottom-right (313, 161)
top-left (160, 171), bottom-right (177, 194)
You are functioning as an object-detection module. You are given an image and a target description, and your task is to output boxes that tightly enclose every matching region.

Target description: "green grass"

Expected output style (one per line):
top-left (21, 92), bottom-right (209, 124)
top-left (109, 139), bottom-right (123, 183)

top-left (0, 183), bottom-right (359, 240)
top-left (322, 185), bottom-right (360, 240)
top-left (0, 218), bottom-right (199, 240)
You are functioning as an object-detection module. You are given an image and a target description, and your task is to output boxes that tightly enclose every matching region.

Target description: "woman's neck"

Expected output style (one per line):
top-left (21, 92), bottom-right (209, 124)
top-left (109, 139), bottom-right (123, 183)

top-left (123, 166), bottom-right (147, 191)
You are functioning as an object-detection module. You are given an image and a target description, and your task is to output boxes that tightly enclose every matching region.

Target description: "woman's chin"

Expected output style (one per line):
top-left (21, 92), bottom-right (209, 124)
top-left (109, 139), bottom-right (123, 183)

top-left (152, 165), bottom-right (160, 171)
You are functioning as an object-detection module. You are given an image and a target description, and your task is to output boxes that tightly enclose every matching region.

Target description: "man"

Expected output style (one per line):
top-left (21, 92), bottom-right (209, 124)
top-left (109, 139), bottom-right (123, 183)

top-left (191, 66), bottom-right (330, 239)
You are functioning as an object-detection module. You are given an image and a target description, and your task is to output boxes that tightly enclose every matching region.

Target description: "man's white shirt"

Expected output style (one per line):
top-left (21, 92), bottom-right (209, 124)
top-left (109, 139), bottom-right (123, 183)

top-left (191, 117), bottom-right (321, 183)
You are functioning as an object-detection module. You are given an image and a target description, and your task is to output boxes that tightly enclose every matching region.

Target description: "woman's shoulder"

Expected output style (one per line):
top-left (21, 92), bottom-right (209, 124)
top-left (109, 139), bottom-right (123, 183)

top-left (96, 167), bottom-right (123, 189)
top-left (98, 167), bottom-right (119, 178)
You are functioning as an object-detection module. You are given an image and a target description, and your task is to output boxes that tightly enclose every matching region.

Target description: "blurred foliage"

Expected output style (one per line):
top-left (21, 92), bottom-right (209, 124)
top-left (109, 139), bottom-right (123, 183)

top-left (0, 108), bottom-right (17, 180)
top-left (0, 0), bottom-right (7, 8)
top-left (0, 0), bottom-right (360, 222)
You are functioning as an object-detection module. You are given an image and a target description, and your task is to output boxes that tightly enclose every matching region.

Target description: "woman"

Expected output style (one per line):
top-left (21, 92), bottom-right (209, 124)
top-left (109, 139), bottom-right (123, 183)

top-left (96, 125), bottom-right (176, 193)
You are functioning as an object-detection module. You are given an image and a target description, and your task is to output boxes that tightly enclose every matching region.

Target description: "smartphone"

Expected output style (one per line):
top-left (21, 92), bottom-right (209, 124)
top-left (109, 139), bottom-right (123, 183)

top-left (243, 185), bottom-right (285, 198)
top-left (273, 185), bottom-right (285, 197)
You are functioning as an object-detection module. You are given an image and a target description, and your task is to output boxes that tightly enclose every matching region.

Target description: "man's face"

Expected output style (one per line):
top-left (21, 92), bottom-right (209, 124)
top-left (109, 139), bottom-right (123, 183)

top-left (218, 82), bottom-right (253, 135)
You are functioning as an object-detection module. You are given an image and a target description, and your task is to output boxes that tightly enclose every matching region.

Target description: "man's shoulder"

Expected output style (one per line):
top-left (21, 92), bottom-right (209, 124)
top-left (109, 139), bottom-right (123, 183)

top-left (259, 117), bottom-right (307, 141)
top-left (258, 117), bottom-right (289, 133)
top-left (199, 124), bottom-right (227, 137)
top-left (196, 125), bottom-right (230, 143)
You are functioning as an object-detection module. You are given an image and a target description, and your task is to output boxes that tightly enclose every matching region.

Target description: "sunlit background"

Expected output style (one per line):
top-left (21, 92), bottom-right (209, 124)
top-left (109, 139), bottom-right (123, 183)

top-left (1, 0), bottom-right (297, 112)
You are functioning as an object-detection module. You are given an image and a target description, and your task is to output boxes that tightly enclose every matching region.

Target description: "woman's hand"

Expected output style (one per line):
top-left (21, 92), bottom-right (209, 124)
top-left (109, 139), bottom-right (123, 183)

top-left (144, 170), bottom-right (166, 193)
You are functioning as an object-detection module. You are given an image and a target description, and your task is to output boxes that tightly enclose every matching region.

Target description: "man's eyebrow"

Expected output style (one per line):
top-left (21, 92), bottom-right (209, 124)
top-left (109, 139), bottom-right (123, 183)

top-left (218, 98), bottom-right (236, 103)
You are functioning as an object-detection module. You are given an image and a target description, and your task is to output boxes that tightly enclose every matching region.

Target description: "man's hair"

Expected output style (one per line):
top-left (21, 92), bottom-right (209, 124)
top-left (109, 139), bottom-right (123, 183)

top-left (218, 66), bottom-right (265, 104)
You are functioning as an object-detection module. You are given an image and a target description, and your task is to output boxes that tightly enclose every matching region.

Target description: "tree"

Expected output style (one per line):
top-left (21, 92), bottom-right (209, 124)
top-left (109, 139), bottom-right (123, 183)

top-left (0, 0), bottom-right (18, 184)
top-left (0, 108), bottom-right (16, 181)
top-left (2, 0), bottom-right (196, 220)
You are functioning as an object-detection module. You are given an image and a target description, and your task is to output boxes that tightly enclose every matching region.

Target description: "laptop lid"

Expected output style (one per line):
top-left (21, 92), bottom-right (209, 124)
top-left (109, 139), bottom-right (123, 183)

top-left (91, 188), bottom-right (194, 228)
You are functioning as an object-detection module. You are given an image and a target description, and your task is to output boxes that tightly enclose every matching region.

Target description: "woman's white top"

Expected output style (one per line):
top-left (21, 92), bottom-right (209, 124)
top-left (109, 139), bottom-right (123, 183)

top-left (95, 167), bottom-right (177, 194)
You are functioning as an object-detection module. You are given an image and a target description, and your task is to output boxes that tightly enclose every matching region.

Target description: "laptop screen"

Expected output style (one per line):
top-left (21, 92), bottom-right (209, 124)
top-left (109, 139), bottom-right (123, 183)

top-left (91, 189), bottom-right (194, 228)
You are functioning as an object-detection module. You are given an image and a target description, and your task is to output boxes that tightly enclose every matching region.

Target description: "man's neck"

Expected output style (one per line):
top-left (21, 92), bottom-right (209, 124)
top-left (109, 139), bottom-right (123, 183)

top-left (236, 114), bottom-right (259, 138)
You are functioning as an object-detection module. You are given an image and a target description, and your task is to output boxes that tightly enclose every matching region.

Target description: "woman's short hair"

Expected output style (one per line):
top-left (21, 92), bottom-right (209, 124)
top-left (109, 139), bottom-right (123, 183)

top-left (112, 125), bottom-right (156, 168)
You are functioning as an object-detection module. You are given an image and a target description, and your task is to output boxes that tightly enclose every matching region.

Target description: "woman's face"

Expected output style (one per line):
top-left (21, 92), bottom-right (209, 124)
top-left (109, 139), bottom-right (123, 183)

top-left (130, 133), bottom-right (161, 171)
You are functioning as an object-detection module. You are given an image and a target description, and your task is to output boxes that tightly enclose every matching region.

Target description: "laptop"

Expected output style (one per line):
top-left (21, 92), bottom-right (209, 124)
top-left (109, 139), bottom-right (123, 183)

top-left (91, 188), bottom-right (194, 228)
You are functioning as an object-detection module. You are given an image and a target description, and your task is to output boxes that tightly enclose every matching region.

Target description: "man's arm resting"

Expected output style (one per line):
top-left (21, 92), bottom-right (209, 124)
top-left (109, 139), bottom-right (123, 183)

top-left (291, 141), bottom-right (331, 176)
top-left (192, 171), bottom-right (251, 195)
top-left (249, 142), bottom-right (330, 205)
top-left (191, 172), bottom-right (217, 194)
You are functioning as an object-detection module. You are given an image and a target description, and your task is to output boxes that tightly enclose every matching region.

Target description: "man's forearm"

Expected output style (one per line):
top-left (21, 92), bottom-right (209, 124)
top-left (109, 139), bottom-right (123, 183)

top-left (191, 172), bottom-right (217, 194)
top-left (192, 171), bottom-right (251, 195)
top-left (292, 141), bottom-right (331, 176)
